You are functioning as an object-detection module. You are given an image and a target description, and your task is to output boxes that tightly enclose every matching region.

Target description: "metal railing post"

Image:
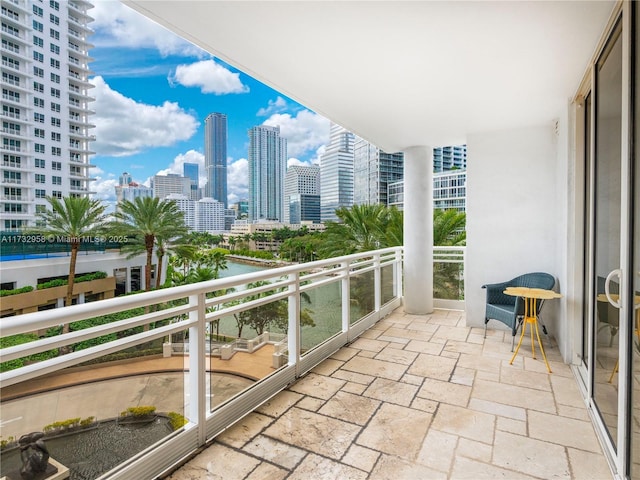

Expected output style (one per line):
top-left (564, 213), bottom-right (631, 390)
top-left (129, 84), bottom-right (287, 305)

top-left (188, 293), bottom-right (207, 446)
top-left (341, 261), bottom-right (350, 333)
top-left (287, 272), bottom-right (301, 374)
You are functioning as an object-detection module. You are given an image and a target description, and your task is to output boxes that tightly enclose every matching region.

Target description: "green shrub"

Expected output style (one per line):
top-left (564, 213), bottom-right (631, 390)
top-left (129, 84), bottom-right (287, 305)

top-left (37, 272), bottom-right (107, 290)
top-left (0, 334), bottom-right (57, 373)
top-left (0, 436), bottom-right (15, 450)
top-left (79, 416), bottom-right (95, 427)
top-left (37, 279), bottom-right (67, 290)
top-left (43, 417), bottom-right (81, 432)
top-left (0, 286), bottom-right (34, 297)
top-left (167, 412), bottom-right (188, 430)
top-left (120, 406), bottom-right (156, 417)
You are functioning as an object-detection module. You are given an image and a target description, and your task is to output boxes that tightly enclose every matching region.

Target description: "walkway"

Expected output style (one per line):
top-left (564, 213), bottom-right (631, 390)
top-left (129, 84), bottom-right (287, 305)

top-left (166, 309), bottom-right (612, 480)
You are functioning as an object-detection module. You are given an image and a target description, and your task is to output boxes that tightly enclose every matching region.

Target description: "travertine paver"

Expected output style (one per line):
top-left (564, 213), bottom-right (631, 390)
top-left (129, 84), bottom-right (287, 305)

top-left (166, 308), bottom-right (612, 480)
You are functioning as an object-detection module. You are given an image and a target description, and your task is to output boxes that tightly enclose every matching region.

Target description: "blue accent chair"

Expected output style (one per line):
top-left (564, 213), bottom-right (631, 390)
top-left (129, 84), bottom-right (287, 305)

top-left (482, 272), bottom-right (556, 350)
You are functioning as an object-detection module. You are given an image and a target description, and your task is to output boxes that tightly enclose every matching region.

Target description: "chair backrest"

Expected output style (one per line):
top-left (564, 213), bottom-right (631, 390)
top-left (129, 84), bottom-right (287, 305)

top-left (511, 272), bottom-right (555, 291)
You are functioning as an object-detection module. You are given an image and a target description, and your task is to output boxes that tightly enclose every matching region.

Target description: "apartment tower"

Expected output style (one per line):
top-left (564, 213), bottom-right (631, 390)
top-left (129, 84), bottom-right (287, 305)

top-left (353, 137), bottom-right (404, 206)
top-left (1, 0), bottom-right (95, 230)
top-left (247, 125), bottom-right (286, 222)
top-left (319, 123), bottom-right (355, 222)
top-left (284, 164), bottom-right (320, 224)
top-left (204, 112), bottom-right (227, 207)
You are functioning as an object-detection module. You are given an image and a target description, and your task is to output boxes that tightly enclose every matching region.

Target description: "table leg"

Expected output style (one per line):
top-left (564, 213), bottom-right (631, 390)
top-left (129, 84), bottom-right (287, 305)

top-left (509, 297), bottom-right (552, 373)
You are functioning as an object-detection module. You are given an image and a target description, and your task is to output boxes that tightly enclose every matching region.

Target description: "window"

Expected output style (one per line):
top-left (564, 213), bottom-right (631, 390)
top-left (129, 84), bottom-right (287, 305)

top-left (33, 51), bottom-right (43, 63)
top-left (35, 205), bottom-right (46, 214)
top-left (50, 73), bottom-right (60, 84)
top-left (2, 89), bottom-right (19, 102)
top-left (35, 189), bottom-right (46, 199)
top-left (33, 5), bottom-right (43, 16)
top-left (51, 132), bottom-right (61, 142)
top-left (50, 28), bottom-right (59, 40)
top-left (33, 20), bottom-right (43, 32)
top-left (52, 161), bottom-right (61, 170)
top-left (3, 72), bottom-right (20, 86)
top-left (2, 39), bottom-right (19, 54)
top-left (51, 117), bottom-right (60, 127)
top-left (2, 56), bottom-right (19, 70)
top-left (50, 44), bottom-right (59, 55)
top-left (2, 6), bottom-right (19, 20)
top-left (50, 14), bottom-right (59, 25)
top-left (52, 190), bottom-right (62, 199)
top-left (33, 36), bottom-right (44, 48)
top-left (33, 66), bottom-right (44, 78)
top-left (34, 113), bottom-right (45, 123)
top-left (35, 174), bottom-right (45, 184)
top-left (50, 0), bottom-right (59, 10)
top-left (50, 102), bottom-right (60, 113)
top-left (4, 203), bottom-right (24, 213)
top-left (71, 179), bottom-right (83, 190)
top-left (34, 97), bottom-right (44, 108)
top-left (50, 58), bottom-right (60, 69)
top-left (35, 143), bottom-right (45, 154)
top-left (4, 105), bottom-right (21, 119)
top-left (51, 147), bottom-right (61, 157)
top-left (34, 128), bottom-right (45, 139)
top-left (35, 158), bottom-right (45, 168)
top-left (52, 176), bottom-right (62, 185)
top-left (3, 138), bottom-right (20, 151)
top-left (33, 82), bottom-right (44, 93)
top-left (3, 155), bottom-right (21, 168)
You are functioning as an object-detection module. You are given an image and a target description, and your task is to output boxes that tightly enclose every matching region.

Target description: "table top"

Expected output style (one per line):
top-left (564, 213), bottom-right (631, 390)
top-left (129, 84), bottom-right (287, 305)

top-left (504, 286), bottom-right (562, 300)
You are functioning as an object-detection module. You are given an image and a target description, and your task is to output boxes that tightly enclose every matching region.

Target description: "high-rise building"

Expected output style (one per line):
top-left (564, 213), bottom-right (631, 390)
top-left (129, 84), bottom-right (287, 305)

top-left (353, 137), bottom-right (404, 206)
top-left (433, 145), bottom-right (467, 172)
top-left (248, 125), bottom-right (287, 222)
top-left (204, 113), bottom-right (227, 207)
top-left (388, 170), bottom-right (467, 213)
top-left (151, 174), bottom-right (191, 199)
top-left (319, 123), bottom-right (355, 222)
top-left (1, 0), bottom-right (96, 231)
top-left (195, 197), bottom-right (225, 232)
top-left (165, 193), bottom-right (195, 229)
top-left (183, 162), bottom-right (199, 201)
top-left (114, 172), bottom-right (153, 210)
top-left (284, 165), bottom-right (320, 224)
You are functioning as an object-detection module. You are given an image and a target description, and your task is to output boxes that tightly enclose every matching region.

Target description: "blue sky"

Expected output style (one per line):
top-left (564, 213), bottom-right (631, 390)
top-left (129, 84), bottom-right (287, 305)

top-left (89, 2), bottom-right (329, 209)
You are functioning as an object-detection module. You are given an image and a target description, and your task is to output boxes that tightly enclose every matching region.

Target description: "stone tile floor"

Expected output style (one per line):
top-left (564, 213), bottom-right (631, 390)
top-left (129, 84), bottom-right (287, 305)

top-left (165, 309), bottom-right (613, 479)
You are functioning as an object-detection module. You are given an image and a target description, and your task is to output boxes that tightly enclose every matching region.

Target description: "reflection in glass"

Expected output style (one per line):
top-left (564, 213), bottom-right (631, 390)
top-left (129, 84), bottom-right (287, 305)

top-left (593, 20), bottom-right (622, 448)
top-left (350, 270), bottom-right (375, 324)
top-left (300, 281), bottom-right (342, 352)
top-left (381, 264), bottom-right (395, 305)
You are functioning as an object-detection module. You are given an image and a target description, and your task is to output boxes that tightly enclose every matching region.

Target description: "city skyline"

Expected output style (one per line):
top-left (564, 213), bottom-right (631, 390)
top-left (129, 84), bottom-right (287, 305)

top-left (88, 1), bottom-right (330, 211)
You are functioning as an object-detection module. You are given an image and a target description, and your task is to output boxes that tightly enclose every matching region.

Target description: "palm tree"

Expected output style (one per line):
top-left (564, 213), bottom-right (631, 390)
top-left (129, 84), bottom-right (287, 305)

top-left (433, 209), bottom-right (466, 246)
top-left (33, 196), bottom-right (108, 343)
top-left (113, 197), bottom-right (188, 292)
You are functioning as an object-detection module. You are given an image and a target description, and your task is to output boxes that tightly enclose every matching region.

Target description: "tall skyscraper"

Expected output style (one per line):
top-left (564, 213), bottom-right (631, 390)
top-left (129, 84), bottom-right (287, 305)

top-left (183, 162), bottom-right (199, 200)
top-left (248, 125), bottom-right (287, 222)
top-left (1, 1), bottom-right (95, 230)
top-left (319, 123), bottom-right (355, 222)
top-left (353, 137), bottom-right (404, 206)
top-left (284, 165), bottom-right (320, 224)
top-left (204, 113), bottom-right (228, 207)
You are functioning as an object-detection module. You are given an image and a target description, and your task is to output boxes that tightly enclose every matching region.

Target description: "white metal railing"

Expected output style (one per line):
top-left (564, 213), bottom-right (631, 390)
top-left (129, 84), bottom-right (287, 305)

top-left (433, 246), bottom-right (465, 309)
top-left (0, 248), bottom-right (403, 480)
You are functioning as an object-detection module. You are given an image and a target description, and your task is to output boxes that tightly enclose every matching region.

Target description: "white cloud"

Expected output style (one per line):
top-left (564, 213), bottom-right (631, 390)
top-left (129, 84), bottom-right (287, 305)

top-left (263, 110), bottom-right (330, 158)
top-left (91, 1), bottom-right (205, 57)
top-left (227, 158), bottom-right (248, 205)
top-left (90, 173), bottom-right (118, 213)
top-left (257, 96), bottom-right (288, 116)
top-left (90, 76), bottom-right (200, 157)
top-left (154, 150), bottom-right (207, 188)
top-left (169, 60), bottom-right (249, 95)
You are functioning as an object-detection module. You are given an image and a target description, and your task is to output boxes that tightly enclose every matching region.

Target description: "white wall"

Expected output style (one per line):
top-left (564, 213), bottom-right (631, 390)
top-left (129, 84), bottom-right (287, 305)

top-left (466, 124), bottom-right (564, 341)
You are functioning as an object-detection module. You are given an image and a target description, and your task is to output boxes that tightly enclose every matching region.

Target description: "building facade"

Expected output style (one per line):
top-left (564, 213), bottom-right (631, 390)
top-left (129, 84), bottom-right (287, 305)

top-left (183, 162), bottom-right (199, 201)
top-left (248, 125), bottom-right (286, 222)
top-left (195, 197), bottom-right (224, 232)
top-left (204, 112), bottom-right (227, 207)
top-left (1, 0), bottom-right (96, 231)
top-left (388, 170), bottom-right (467, 213)
top-left (284, 164), bottom-right (320, 224)
top-left (319, 123), bottom-right (355, 222)
top-left (433, 145), bottom-right (467, 172)
top-left (353, 137), bottom-right (404, 206)
top-left (151, 174), bottom-right (191, 199)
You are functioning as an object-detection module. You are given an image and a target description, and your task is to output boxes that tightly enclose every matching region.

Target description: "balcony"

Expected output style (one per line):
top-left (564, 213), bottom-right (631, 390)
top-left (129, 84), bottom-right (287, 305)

top-left (0, 248), bottom-right (610, 479)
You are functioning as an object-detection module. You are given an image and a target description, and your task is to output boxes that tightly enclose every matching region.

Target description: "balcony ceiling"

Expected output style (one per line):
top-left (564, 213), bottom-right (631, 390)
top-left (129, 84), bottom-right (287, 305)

top-left (125, 1), bottom-right (615, 151)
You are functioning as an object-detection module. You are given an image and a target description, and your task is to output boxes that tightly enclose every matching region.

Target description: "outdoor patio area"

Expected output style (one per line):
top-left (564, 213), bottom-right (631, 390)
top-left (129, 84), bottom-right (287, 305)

top-left (165, 308), bottom-right (613, 480)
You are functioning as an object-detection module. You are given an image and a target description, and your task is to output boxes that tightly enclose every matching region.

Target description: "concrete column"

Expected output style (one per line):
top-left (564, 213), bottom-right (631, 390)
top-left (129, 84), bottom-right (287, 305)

top-left (125, 267), bottom-right (132, 293)
top-left (403, 146), bottom-right (433, 314)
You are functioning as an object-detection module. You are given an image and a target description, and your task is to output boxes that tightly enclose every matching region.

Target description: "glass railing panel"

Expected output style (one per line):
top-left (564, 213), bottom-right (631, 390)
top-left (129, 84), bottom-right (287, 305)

top-left (300, 280), bottom-right (342, 354)
top-left (381, 264), bottom-right (395, 305)
top-left (349, 270), bottom-right (375, 324)
top-left (0, 332), bottom-right (189, 480)
top-left (433, 260), bottom-right (464, 300)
